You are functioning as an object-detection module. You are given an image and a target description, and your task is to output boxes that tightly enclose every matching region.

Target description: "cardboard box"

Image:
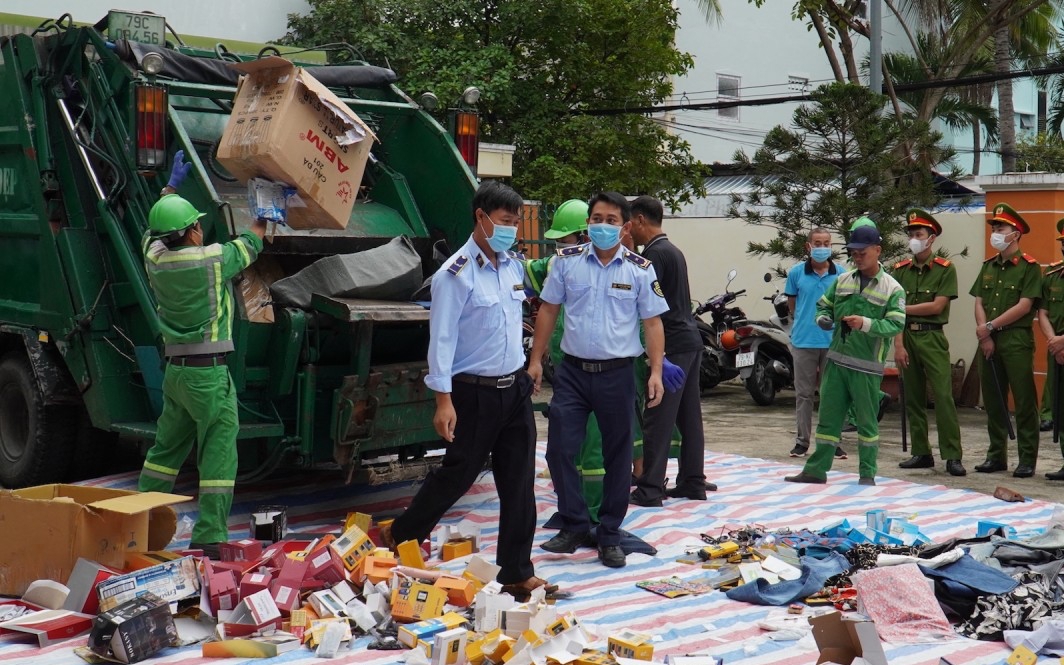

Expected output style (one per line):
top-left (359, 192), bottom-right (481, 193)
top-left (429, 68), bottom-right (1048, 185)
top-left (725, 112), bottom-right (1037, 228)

top-left (240, 572), bottom-right (272, 599)
top-left (221, 539), bottom-right (263, 563)
top-left (251, 506), bottom-right (288, 542)
top-left (270, 581), bottom-right (302, 615)
top-left (96, 556), bottom-right (201, 612)
top-left (607, 630), bottom-right (654, 661)
top-left (0, 609), bottom-right (94, 647)
top-left (202, 631), bottom-right (301, 658)
top-left (364, 554), bottom-right (398, 585)
top-left (442, 539), bottom-right (475, 561)
top-left (809, 610), bottom-right (888, 665)
top-left (0, 485), bottom-right (187, 596)
top-left (205, 568), bottom-right (239, 614)
top-left (63, 558), bottom-right (120, 616)
top-left (124, 550), bottom-right (184, 571)
top-left (398, 611), bottom-right (469, 648)
top-left (220, 589), bottom-right (283, 637)
top-left (433, 627), bottom-right (469, 665)
top-left (392, 579), bottom-right (447, 623)
top-left (88, 592), bottom-right (177, 663)
top-left (434, 576), bottom-right (476, 607)
top-left (217, 57), bottom-right (377, 230)
top-left (398, 539), bottom-right (427, 569)
top-left (332, 525), bottom-right (376, 571)
top-left (307, 547), bottom-right (346, 585)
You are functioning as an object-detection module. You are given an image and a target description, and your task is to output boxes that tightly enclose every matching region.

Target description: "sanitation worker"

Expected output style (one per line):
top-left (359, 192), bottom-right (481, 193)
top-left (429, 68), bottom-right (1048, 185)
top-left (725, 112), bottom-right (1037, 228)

top-left (138, 151), bottom-right (266, 559)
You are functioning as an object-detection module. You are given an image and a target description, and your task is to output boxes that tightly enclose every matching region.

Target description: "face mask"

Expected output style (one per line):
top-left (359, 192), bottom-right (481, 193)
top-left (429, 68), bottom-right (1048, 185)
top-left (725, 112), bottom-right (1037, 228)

top-left (483, 215), bottom-right (517, 253)
top-left (587, 223), bottom-right (621, 250)
top-left (990, 231), bottom-right (1014, 252)
top-left (810, 247), bottom-right (832, 263)
top-left (908, 237), bottom-right (929, 254)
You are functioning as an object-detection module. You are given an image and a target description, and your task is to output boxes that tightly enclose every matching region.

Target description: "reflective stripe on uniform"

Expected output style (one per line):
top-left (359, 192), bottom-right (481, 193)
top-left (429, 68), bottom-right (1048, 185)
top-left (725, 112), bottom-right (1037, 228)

top-left (827, 350), bottom-right (885, 375)
top-left (165, 340), bottom-right (236, 356)
top-left (858, 435), bottom-right (879, 446)
top-left (199, 479), bottom-right (235, 494)
top-left (143, 460), bottom-right (181, 476)
top-left (210, 261), bottom-right (223, 344)
top-left (815, 433), bottom-right (840, 444)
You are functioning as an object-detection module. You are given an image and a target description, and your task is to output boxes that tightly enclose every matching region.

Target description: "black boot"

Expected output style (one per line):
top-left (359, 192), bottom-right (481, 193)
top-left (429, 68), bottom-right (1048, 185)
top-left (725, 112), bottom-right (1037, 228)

top-left (898, 454), bottom-right (934, 469)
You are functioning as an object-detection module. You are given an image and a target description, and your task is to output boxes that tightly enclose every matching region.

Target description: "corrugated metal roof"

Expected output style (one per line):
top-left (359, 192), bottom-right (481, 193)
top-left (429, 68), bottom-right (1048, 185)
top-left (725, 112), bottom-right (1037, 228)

top-left (701, 174), bottom-right (779, 196)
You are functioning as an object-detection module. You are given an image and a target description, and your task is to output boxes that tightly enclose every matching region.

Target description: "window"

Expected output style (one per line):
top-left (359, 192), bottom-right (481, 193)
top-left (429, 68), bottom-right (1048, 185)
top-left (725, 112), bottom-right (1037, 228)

top-left (1019, 114), bottom-right (1035, 131)
top-left (717, 74), bottom-right (740, 121)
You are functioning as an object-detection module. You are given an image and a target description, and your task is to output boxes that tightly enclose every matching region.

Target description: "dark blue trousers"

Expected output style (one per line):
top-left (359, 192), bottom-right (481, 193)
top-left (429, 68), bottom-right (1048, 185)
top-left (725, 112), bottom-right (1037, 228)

top-left (546, 359), bottom-right (635, 546)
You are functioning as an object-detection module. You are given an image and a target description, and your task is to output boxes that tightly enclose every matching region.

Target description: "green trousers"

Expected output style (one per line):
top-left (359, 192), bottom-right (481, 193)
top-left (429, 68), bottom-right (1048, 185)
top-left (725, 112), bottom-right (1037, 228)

top-left (900, 330), bottom-right (962, 460)
top-left (804, 361), bottom-right (880, 480)
top-left (138, 363), bottom-right (239, 544)
top-left (979, 329), bottom-right (1039, 466)
top-left (1040, 351), bottom-right (1057, 422)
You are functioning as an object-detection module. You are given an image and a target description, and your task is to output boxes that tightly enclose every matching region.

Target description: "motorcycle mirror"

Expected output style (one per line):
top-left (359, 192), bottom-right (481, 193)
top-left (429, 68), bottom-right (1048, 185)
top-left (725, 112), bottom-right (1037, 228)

top-left (763, 272), bottom-right (772, 283)
top-left (726, 268), bottom-right (737, 286)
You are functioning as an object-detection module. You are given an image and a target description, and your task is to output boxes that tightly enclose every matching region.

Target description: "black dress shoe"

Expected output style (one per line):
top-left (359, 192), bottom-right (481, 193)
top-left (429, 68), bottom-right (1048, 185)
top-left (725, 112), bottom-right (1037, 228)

top-left (664, 483), bottom-right (709, 500)
top-left (1040, 419), bottom-right (1055, 432)
top-left (629, 491), bottom-right (663, 507)
top-left (899, 454), bottom-right (934, 469)
top-left (858, 477), bottom-right (876, 486)
top-left (541, 529), bottom-right (591, 554)
top-left (1046, 466), bottom-right (1064, 480)
top-left (784, 471), bottom-right (826, 484)
top-left (1013, 464), bottom-right (1035, 478)
top-left (946, 460), bottom-right (967, 476)
top-left (598, 544), bottom-right (626, 568)
top-left (974, 459), bottom-right (1007, 473)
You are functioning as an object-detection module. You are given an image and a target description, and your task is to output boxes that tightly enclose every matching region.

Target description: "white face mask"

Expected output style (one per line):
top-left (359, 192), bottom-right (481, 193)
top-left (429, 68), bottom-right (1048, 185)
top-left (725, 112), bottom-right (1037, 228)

top-left (990, 231), bottom-right (1014, 252)
top-left (908, 237), bottom-right (930, 254)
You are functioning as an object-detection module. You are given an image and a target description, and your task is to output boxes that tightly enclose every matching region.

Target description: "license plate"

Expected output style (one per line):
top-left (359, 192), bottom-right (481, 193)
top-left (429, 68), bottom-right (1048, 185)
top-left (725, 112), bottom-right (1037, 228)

top-left (736, 351), bottom-right (756, 368)
top-left (108, 11), bottom-right (166, 45)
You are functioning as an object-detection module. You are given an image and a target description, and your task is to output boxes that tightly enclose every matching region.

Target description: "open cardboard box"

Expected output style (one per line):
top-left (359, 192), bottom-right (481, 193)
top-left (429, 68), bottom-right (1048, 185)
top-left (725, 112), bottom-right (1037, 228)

top-left (809, 611), bottom-right (887, 665)
top-left (0, 485), bottom-right (189, 596)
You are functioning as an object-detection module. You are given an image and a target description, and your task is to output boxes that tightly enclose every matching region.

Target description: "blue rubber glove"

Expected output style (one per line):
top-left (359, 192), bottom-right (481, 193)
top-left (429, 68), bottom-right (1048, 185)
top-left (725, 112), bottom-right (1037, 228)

top-left (662, 357), bottom-right (686, 393)
top-left (167, 149), bottom-right (192, 190)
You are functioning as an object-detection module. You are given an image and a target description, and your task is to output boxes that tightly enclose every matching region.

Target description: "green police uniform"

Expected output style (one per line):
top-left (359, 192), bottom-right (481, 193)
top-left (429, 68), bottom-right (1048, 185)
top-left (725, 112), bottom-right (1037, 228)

top-left (1041, 258), bottom-right (1064, 449)
top-left (970, 204), bottom-right (1042, 469)
top-left (138, 197), bottom-right (263, 545)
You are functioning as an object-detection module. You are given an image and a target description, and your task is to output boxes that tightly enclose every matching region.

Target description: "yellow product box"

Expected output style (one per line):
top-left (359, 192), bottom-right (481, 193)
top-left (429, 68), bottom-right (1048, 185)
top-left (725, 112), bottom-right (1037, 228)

top-left (433, 576), bottom-right (475, 607)
top-left (607, 630), bottom-right (654, 661)
top-left (391, 579), bottom-right (446, 623)
top-left (330, 525), bottom-right (375, 571)
top-left (397, 539), bottom-right (427, 569)
top-left (573, 651), bottom-right (616, 665)
top-left (397, 611), bottom-right (468, 648)
top-left (432, 627), bottom-right (469, 665)
top-left (345, 512), bottom-right (372, 533)
top-left (442, 539), bottom-right (475, 561)
top-left (364, 554), bottom-right (398, 585)
top-left (544, 615), bottom-right (571, 637)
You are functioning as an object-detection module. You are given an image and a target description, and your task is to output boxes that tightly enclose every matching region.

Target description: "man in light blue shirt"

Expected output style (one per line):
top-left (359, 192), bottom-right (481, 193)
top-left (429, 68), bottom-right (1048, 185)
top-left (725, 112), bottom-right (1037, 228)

top-left (381, 180), bottom-right (556, 600)
top-left (785, 227), bottom-right (845, 457)
top-left (528, 191), bottom-right (669, 569)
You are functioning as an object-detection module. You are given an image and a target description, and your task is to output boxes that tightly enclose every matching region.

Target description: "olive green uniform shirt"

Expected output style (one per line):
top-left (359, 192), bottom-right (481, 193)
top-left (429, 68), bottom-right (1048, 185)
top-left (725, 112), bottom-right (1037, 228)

top-left (889, 257), bottom-right (958, 325)
top-left (969, 252), bottom-right (1042, 326)
top-left (1041, 261), bottom-right (1064, 332)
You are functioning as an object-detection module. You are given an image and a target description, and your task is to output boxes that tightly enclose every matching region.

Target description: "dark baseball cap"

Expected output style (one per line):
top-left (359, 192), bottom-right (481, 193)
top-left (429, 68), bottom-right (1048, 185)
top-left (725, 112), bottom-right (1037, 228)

top-left (845, 225), bottom-right (882, 249)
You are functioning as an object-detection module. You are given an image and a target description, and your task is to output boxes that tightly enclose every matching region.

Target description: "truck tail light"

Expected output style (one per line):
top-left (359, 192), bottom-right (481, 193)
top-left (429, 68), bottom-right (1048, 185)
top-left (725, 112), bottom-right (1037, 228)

top-left (453, 111), bottom-right (479, 173)
top-left (135, 83), bottom-right (168, 169)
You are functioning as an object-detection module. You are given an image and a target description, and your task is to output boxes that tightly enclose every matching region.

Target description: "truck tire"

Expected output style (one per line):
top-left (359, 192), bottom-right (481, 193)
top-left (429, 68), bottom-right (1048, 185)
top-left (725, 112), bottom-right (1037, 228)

top-left (0, 352), bottom-right (76, 487)
top-left (745, 355), bottom-right (776, 406)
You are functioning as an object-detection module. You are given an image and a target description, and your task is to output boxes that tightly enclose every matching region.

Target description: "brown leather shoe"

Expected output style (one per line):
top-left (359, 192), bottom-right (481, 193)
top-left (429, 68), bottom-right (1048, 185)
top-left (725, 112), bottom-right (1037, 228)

top-left (501, 576), bottom-right (560, 601)
top-left (784, 472), bottom-right (826, 484)
top-left (378, 521), bottom-right (397, 551)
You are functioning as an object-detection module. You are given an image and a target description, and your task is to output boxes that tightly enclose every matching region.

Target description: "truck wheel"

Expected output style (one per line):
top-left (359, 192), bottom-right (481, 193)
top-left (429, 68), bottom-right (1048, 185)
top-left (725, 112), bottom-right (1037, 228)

top-left (745, 356), bottom-right (776, 406)
top-left (0, 353), bottom-right (76, 487)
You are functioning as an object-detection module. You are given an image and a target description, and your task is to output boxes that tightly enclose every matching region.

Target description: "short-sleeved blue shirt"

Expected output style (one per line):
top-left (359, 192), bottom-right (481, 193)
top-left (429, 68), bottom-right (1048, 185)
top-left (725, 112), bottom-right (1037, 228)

top-left (784, 259), bottom-right (846, 349)
top-left (540, 243), bottom-right (669, 360)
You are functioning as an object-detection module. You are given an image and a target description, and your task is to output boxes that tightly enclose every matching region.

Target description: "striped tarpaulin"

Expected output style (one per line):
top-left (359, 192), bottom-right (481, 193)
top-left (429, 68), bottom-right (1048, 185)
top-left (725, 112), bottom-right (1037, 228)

top-left (0, 446), bottom-right (1049, 664)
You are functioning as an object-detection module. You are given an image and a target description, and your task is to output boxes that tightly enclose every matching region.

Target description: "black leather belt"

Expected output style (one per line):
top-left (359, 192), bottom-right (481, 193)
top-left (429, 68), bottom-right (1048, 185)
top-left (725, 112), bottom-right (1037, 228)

top-left (564, 354), bottom-right (633, 373)
top-left (169, 353), bottom-right (227, 367)
top-left (907, 323), bottom-right (943, 331)
top-left (453, 372), bottom-right (517, 389)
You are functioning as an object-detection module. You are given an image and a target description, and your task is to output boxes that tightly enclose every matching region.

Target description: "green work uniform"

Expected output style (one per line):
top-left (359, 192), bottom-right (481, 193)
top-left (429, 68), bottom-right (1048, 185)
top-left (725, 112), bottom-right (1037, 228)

top-left (803, 266), bottom-right (906, 480)
top-left (1040, 261), bottom-right (1064, 450)
top-left (969, 252), bottom-right (1042, 466)
top-left (138, 229), bottom-right (263, 544)
top-left (889, 256), bottom-right (962, 461)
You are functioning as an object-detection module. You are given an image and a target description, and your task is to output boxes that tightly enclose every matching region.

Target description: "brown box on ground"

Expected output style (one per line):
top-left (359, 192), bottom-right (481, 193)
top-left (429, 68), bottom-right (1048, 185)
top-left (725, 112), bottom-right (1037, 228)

top-left (0, 485), bottom-right (188, 596)
top-left (809, 611), bottom-right (888, 665)
top-left (217, 56), bottom-right (377, 230)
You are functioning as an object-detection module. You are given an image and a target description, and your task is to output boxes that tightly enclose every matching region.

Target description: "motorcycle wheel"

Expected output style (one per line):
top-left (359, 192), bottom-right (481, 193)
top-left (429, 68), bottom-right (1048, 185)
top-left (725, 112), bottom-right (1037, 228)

top-left (700, 352), bottom-right (721, 393)
top-left (745, 355), bottom-right (776, 406)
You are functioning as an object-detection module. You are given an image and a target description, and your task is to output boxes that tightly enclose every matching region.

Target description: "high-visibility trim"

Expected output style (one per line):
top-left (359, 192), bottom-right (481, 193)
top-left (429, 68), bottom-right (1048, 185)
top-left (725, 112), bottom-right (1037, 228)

top-left (198, 485), bottom-right (234, 495)
top-left (200, 479), bottom-right (235, 488)
top-left (210, 262), bottom-right (223, 343)
top-left (141, 468), bottom-right (176, 483)
top-left (235, 237), bottom-right (252, 268)
top-left (815, 433), bottom-right (840, 443)
top-left (143, 461), bottom-right (180, 476)
top-left (857, 438), bottom-right (880, 447)
top-left (579, 468), bottom-right (607, 478)
top-left (165, 340), bottom-right (235, 356)
top-left (827, 350), bottom-right (884, 375)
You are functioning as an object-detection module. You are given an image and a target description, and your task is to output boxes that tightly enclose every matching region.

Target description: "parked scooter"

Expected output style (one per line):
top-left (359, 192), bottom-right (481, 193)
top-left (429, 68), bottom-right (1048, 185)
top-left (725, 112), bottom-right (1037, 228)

top-left (693, 269), bottom-right (748, 392)
top-left (735, 273), bottom-right (794, 406)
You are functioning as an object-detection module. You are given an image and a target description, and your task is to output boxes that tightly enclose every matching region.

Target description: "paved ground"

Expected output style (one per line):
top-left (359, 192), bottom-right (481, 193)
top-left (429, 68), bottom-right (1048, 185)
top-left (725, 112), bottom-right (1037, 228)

top-left (534, 379), bottom-right (1064, 504)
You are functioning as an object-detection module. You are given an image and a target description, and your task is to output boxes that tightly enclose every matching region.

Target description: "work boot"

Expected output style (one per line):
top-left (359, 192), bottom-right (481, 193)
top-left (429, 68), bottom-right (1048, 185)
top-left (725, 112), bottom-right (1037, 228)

top-left (597, 545), bottom-right (626, 568)
top-left (1013, 464), bottom-right (1036, 478)
top-left (789, 444), bottom-right (809, 457)
top-left (628, 491), bottom-right (663, 508)
top-left (1046, 466), bottom-right (1064, 481)
top-left (858, 477), bottom-right (876, 486)
top-left (945, 460), bottom-right (967, 477)
top-left (975, 459), bottom-right (1007, 473)
top-left (784, 471), bottom-right (826, 484)
top-left (899, 454), bottom-right (934, 469)
top-left (1040, 419), bottom-right (1055, 432)
top-left (834, 447), bottom-right (847, 460)
top-left (540, 530), bottom-right (591, 554)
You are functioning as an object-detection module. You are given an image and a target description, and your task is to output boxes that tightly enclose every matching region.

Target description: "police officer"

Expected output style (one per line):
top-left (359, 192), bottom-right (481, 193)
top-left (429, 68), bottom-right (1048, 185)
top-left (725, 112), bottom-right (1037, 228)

top-left (889, 209), bottom-right (965, 476)
top-left (628, 195), bottom-right (713, 506)
top-left (1040, 219), bottom-right (1064, 480)
top-left (138, 152), bottom-right (266, 558)
top-left (785, 223), bottom-right (906, 485)
top-left (971, 203), bottom-right (1042, 478)
top-left (381, 180), bottom-right (556, 598)
top-left (528, 192), bottom-right (669, 568)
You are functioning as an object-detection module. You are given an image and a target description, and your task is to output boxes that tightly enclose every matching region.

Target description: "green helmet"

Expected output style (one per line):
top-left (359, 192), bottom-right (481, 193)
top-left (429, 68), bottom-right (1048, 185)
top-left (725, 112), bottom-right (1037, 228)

top-left (849, 215), bottom-right (877, 231)
top-left (148, 194), bottom-right (205, 237)
top-left (544, 199), bottom-right (589, 239)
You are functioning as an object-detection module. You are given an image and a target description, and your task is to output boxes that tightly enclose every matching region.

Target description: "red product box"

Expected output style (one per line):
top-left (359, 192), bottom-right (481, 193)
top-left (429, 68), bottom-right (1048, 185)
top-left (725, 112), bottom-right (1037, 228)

top-left (276, 556), bottom-right (309, 587)
top-left (269, 581), bottom-right (301, 615)
top-left (240, 572), bottom-right (272, 599)
top-left (221, 539), bottom-right (264, 563)
top-left (62, 559), bottom-right (120, 616)
top-left (205, 568), bottom-right (239, 614)
top-left (307, 547), bottom-right (345, 585)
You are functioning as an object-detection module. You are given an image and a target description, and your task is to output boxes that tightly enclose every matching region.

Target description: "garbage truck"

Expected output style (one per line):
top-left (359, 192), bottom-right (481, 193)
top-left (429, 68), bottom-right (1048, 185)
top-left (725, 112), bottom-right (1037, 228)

top-left (0, 11), bottom-right (479, 488)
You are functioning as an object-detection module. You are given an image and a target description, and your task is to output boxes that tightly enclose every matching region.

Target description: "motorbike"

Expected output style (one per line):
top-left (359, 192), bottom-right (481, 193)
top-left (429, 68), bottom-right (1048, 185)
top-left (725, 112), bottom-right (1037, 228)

top-left (693, 269), bottom-right (748, 392)
top-left (734, 273), bottom-right (794, 406)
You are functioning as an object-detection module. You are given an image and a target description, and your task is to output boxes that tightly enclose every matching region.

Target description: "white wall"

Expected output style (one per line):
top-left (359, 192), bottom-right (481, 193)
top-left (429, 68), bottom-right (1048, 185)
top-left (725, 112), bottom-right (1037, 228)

top-left (5, 1), bottom-right (308, 42)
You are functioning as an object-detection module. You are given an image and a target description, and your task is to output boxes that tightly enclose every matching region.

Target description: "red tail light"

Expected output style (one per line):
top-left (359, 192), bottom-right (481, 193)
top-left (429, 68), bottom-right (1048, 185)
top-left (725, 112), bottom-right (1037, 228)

top-left (735, 326), bottom-right (753, 338)
top-left (453, 111), bottom-right (479, 172)
top-left (136, 83), bottom-right (168, 169)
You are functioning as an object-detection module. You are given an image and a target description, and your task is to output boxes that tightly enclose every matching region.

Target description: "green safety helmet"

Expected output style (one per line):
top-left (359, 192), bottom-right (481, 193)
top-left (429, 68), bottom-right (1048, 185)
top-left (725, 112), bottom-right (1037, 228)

top-left (849, 215), bottom-right (877, 231)
top-left (544, 199), bottom-right (589, 239)
top-left (148, 194), bottom-right (205, 236)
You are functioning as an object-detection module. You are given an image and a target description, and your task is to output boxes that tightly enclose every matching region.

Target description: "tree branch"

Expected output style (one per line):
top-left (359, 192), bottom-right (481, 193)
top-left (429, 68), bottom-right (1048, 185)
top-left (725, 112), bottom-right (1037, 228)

top-left (883, 0), bottom-right (930, 75)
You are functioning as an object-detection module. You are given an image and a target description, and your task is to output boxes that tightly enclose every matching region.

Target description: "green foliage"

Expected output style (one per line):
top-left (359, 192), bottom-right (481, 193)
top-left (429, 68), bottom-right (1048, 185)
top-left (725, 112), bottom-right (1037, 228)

top-left (282, 0), bottom-right (708, 208)
top-left (1015, 133), bottom-right (1064, 172)
top-left (727, 83), bottom-right (959, 267)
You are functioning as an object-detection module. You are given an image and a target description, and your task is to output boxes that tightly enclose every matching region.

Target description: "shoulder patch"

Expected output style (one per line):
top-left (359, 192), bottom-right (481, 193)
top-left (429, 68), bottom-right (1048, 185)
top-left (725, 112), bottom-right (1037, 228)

top-left (555, 245), bottom-right (584, 257)
top-left (933, 257), bottom-right (951, 267)
top-left (624, 249), bottom-right (651, 270)
top-left (1022, 252), bottom-right (1039, 264)
top-left (652, 280), bottom-right (664, 298)
top-left (446, 255), bottom-right (469, 276)
top-left (892, 258), bottom-right (912, 270)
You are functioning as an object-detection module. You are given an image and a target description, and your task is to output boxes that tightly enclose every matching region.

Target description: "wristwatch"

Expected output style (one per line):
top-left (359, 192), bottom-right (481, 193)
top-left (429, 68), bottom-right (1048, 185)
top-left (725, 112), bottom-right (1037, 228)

top-left (985, 321), bottom-right (995, 332)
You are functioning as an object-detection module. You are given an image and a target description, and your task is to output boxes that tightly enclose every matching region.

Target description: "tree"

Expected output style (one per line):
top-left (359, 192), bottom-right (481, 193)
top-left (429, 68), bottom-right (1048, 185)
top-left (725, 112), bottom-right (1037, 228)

top-left (727, 83), bottom-right (959, 268)
top-left (282, 0), bottom-right (707, 208)
top-left (1015, 132), bottom-right (1064, 171)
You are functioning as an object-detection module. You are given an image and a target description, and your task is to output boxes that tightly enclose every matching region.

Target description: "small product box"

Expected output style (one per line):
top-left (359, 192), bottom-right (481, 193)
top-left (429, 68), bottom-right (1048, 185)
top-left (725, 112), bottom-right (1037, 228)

top-left (239, 572), bottom-right (272, 599)
top-left (96, 556), bottom-right (201, 613)
top-left (398, 611), bottom-right (469, 648)
top-left (442, 539), bottom-right (475, 561)
top-left (308, 589), bottom-right (348, 618)
top-left (392, 579), bottom-right (447, 623)
top-left (88, 592), bottom-right (177, 663)
top-left (220, 589), bottom-right (283, 637)
top-left (221, 539), bottom-right (264, 563)
top-left (607, 630), bottom-right (654, 661)
top-left (307, 547), bottom-right (346, 585)
top-left (434, 576), bottom-right (476, 607)
top-left (251, 506), bottom-right (287, 542)
top-left (432, 627), bottom-right (469, 665)
top-left (331, 525), bottom-right (376, 571)
top-left (204, 568), bottom-right (240, 614)
top-left (63, 558), bottom-right (120, 616)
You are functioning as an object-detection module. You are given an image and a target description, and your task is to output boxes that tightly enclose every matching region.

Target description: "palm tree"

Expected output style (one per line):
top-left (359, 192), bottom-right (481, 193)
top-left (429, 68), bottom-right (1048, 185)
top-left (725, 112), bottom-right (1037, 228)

top-left (695, 0), bottom-right (723, 24)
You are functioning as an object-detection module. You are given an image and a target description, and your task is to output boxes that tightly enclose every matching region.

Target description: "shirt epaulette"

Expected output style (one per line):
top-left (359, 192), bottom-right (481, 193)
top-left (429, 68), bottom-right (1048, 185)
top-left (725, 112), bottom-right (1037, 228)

top-left (1023, 253), bottom-right (1039, 264)
top-left (446, 255), bottom-right (469, 276)
top-left (893, 258), bottom-right (912, 270)
top-left (556, 245), bottom-right (584, 258)
top-left (623, 249), bottom-right (652, 270)
top-left (984, 255), bottom-right (998, 263)
top-left (933, 257), bottom-right (951, 267)
top-left (1048, 260), bottom-right (1064, 275)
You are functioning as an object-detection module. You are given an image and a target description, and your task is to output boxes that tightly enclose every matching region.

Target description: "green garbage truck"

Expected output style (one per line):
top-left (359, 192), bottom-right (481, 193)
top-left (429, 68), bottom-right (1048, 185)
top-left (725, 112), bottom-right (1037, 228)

top-left (0, 11), bottom-right (478, 488)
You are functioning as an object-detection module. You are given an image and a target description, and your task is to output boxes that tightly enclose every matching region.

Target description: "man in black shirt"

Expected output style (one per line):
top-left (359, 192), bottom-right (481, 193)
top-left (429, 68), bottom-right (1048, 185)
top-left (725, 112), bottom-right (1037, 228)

top-left (628, 196), bottom-right (715, 506)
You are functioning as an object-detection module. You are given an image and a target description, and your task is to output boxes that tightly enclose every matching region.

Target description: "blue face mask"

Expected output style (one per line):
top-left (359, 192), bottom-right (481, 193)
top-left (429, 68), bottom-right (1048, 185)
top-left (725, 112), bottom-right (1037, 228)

top-left (587, 223), bottom-right (621, 250)
top-left (484, 216), bottom-right (517, 253)
top-left (810, 247), bottom-right (832, 263)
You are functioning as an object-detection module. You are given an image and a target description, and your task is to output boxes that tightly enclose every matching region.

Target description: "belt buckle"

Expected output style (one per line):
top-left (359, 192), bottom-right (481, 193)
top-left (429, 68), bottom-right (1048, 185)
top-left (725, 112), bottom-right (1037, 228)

top-left (496, 374), bottom-right (515, 389)
top-left (581, 361), bottom-right (599, 372)
top-left (908, 323), bottom-right (920, 331)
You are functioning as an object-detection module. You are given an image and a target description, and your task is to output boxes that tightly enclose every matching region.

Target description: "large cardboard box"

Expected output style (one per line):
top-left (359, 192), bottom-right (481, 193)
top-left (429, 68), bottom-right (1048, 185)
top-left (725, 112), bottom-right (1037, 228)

top-left (809, 611), bottom-right (888, 665)
top-left (0, 485), bottom-right (188, 596)
top-left (217, 56), bottom-right (377, 230)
